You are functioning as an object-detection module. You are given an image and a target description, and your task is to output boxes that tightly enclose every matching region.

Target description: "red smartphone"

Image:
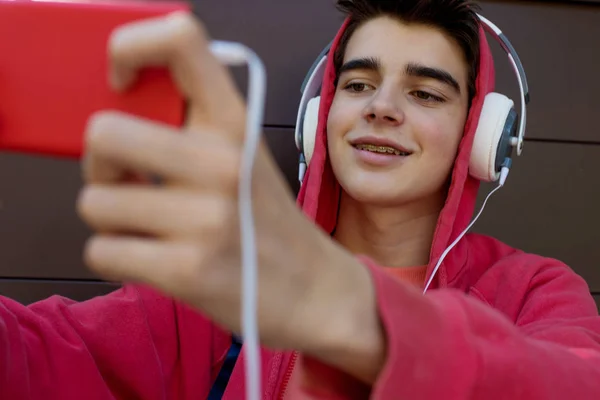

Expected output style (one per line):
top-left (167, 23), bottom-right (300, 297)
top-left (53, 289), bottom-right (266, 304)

top-left (0, 0), bottom-right (190, 159)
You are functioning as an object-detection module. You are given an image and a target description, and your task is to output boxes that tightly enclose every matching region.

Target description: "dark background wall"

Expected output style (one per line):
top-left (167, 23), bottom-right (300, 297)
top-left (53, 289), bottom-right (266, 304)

top-left (1, 0), bottom-right (600, 310)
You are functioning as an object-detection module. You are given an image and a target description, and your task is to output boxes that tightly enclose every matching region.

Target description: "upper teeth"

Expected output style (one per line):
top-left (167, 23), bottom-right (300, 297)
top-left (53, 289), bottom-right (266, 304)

top-left (355, 144), bottom-right (409, 156)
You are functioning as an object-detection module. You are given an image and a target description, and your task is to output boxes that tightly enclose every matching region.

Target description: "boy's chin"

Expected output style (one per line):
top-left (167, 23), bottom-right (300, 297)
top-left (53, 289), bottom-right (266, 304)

top-left (340, 178), bottom-right (412, 208)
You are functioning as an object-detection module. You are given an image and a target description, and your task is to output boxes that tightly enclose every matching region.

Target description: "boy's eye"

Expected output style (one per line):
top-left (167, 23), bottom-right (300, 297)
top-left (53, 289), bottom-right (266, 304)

top-left (344, 82), bottom-right (372, 92)
top-left (413, 90), bottom-right (444, 103)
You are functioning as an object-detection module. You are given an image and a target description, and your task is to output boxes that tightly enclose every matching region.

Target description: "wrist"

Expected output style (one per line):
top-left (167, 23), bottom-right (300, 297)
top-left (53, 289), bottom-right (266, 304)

top-left (300, 241), bottom-right (387, 384)
top-left (261, 184), bottom-right (387, 383)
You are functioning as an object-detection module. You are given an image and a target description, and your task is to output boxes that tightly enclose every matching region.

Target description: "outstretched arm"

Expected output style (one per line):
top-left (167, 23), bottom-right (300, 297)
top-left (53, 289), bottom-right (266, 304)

top-left (291, 257), bottom-right (600, 399)
top-left (0, 285), bottom-right (228, 399)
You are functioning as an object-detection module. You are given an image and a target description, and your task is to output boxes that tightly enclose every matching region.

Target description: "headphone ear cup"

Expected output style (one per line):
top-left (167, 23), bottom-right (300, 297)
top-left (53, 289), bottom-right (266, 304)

top-left (302, 96), bottom-right (321, 166)
top-left (470, 93), bottom-right (515, 182)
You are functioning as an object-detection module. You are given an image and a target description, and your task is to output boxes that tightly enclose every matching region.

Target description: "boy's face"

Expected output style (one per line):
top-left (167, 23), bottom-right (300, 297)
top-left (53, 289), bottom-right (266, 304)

top-left (327, 16), bottom-right (471, 207)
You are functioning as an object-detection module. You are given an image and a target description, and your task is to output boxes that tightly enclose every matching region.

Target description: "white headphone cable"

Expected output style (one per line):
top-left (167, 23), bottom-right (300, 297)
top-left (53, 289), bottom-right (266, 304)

top-left (423, 165), bottom-right (509, 293)
top-left (209, 40), bottom-right (267, 400)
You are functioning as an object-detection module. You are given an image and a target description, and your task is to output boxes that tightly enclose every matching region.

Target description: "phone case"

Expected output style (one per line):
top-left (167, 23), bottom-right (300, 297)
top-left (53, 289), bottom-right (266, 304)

top-left (0, 0), bottom-right (190, 158)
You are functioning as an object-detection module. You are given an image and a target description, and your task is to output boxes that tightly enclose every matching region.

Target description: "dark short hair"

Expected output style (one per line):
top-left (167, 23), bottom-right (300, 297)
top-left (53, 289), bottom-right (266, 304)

top-left (334, 0), bottom-right (481, 103)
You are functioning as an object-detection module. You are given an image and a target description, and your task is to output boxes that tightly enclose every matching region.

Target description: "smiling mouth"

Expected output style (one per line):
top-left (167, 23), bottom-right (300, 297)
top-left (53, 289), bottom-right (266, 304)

top-left (353, 143), bottom-right (411, 156)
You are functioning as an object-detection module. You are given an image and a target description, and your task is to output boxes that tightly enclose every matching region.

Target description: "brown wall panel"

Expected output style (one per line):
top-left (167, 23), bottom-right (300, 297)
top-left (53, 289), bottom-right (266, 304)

top-left (0, 280), bottom-right (119, 305)
top-left (474, 141), bottom-right (600, 291)
top-left (0, 154), bottom-right (93, 279)
top-left (480, 1), bottom-right (600, 143)
top-left (192, 0), bottom-right (342, 127)
top-left (264, 128), bottom-right (301, 195)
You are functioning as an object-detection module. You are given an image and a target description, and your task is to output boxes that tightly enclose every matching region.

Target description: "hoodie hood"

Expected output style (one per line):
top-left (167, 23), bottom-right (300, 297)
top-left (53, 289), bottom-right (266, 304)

top-left (296, 18), bottom-right (496, 289)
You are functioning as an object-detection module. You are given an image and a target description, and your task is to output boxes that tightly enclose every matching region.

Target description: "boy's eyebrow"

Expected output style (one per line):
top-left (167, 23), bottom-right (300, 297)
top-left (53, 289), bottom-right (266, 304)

top-left (339, 57), bottom-right (461, 95)
top-left (405, 62), bottom-right (461, 94)
top-left (338, 57), bottom-right (381, 76)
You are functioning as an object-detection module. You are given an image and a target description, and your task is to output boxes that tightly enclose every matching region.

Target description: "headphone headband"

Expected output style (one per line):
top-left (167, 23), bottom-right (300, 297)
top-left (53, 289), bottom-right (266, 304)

top-left (295, 13), bottom-right (530, 156)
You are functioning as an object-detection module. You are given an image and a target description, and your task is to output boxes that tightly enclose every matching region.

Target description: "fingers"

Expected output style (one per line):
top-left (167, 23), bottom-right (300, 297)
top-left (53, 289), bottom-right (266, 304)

top-left (77, 185), bottom-right (234, 238)
top-left (83, 111), bottom-right (239, 191)
top-left (84, 235), bottom-right (204, 296)
top-left (108, 11), bottom-right (246, 137)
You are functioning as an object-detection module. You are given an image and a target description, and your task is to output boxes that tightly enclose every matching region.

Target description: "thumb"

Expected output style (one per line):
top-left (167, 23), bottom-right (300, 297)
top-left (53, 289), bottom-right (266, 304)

top-left (108, 11), bottom-right (246, 140)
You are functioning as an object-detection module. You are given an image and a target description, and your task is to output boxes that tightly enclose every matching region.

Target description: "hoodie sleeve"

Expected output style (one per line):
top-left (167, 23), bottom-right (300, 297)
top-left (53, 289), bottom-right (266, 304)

top-left (291, 258), bottom-right (600, 399)
top-left (0, 284), bottom-right (230, 400)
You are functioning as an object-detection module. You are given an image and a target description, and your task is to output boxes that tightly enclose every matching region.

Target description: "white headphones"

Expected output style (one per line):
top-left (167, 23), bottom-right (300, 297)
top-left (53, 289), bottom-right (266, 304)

top-left (294, 13), bottom-right (530, 184)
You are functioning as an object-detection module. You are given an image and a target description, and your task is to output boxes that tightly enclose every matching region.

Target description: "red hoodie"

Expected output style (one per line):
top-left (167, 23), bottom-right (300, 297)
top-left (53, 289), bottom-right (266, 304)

top-left (2, 16), bottom-right (600, 400)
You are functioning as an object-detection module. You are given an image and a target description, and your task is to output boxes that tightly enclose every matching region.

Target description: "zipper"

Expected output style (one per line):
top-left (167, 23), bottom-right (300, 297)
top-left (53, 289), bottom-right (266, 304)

top-left (277, 351), bottom-right (299, 400)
